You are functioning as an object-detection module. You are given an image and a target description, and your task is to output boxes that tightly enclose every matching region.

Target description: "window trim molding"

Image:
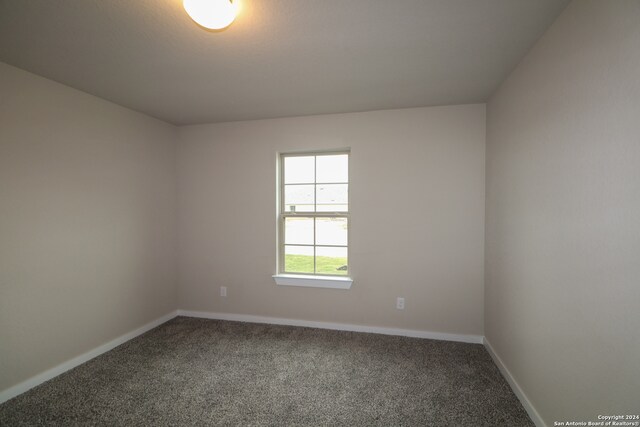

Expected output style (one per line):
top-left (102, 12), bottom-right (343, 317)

top-left (277, 150), bottom-right (351, 279)
top-left (272, 274), bottom-right (353, 289)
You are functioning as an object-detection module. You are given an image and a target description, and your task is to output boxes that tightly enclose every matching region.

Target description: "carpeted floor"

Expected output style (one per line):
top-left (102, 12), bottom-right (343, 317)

top-left (0, 317), bottom-right (533, 426)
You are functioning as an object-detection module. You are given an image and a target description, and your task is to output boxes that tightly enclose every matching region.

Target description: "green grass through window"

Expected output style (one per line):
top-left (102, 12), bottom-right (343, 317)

top-left (285, 254), bottom-right (348, 275)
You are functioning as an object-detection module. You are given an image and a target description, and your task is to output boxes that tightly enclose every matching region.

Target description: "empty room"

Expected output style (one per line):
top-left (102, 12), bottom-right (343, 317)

top-left (0, 0), bottom-right (638, 425)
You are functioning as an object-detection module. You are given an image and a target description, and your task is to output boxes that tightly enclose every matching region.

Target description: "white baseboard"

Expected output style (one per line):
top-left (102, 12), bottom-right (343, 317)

top-left (0, 310), bottom-right (178, 404)
top-left (483, 337), bottom-right (546, 427)
top-left (177, 309), bottom-right (483, 344)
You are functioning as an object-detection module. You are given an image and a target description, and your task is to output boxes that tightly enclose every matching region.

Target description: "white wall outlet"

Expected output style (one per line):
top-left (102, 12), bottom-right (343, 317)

top-left (220, 286), bottom-right (227, 297)
top-left (396, 297), bottom-right (405, 310)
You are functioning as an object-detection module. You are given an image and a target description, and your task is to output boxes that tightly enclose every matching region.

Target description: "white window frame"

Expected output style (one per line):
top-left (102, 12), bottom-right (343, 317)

top-left (273, 150), bottom-right (353, 289)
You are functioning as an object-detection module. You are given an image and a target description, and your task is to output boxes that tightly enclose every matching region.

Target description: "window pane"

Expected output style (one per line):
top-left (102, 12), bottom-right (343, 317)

top-left (284, 156), bottom-right (315, 184)
top-left (316, 246), bottom-right (348, 275)
top-left (316, 217), bottom-right (348, 246)
top-left (284, 184), bottom-right (314, 212)
top-left (316, 184), bottom-right (348, 212)
top-left (316, 154), bottom-right (348, 183)
top-left (284, 245), bottom-right (314, 274)
top-left (284, 217), bottom-right (314, 245)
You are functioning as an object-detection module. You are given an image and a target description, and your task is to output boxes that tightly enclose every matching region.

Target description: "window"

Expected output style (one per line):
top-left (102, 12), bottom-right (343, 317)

top-left (277, 151), bottom-right (350, 283)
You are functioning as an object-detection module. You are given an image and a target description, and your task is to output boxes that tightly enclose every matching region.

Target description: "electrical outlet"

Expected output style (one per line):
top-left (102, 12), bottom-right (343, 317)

top-left (220, 286), bottom-right (227, 297)
top-left (396, 297), bottom-right (405, 310)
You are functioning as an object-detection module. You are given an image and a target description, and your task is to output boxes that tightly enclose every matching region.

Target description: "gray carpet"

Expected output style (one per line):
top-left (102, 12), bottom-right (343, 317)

top-left (0, 317), bottom-right (533, 426)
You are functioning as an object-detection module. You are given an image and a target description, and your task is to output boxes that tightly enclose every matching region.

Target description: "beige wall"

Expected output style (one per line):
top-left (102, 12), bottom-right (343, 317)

top-left (0, 62), bottom-right (178, 391)
top-left (177, 104), bottom-right (486, 335)
top-left (485, 1), bottom-right (640, 424)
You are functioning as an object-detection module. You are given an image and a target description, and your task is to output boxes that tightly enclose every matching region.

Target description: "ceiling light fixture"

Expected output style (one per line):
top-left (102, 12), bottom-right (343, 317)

top-left (183, 0), bottom-right (238, 31)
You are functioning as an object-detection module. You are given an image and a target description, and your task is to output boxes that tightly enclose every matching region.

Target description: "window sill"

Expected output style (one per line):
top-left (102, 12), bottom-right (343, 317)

top-left (272, 274), bottom-right (353, 289)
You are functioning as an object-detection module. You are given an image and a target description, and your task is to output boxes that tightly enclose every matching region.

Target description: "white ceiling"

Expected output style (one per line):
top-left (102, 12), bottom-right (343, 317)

top-left (0, 0), bottom-right (569, 125)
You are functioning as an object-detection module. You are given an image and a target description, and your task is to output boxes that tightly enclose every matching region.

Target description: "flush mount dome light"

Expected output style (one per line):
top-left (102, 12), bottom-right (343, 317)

top-left (183, 0), bottom-right (238, 30)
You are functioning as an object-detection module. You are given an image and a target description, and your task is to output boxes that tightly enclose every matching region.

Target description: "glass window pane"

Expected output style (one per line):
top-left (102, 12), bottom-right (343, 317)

top-left (316, 154), bottom-right (348, 183)
top-left (284, 184), bottom-right (314, 212)
top-left (316, 184), bottom-right (348, 212)
top-left (316, 246), bottom-right (348, 275)
top-left (284, 156), bottom-right (315, 184)
top-left (284, 217), bottom-right (314, 245)
top-left (316, 217), bottom-right (348, 246)
top-left (316, 204), bottom-right (348, 212)
top-left (284, 245), bottom-right (314, 274)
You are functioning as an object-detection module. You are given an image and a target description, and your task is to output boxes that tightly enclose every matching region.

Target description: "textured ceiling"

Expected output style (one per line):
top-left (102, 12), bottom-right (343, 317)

top-left (0, 0), bottom-right (569, 125)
